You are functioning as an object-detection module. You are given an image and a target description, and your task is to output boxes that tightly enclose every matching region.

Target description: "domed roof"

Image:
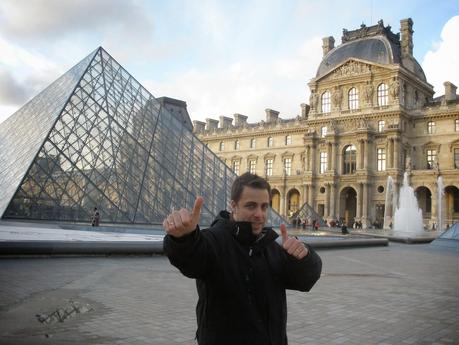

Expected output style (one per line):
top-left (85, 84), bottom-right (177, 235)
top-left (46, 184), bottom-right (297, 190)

top-left (316, 21), bottom-right (427, 82)
top-left (317, 36), bottom-right (400, 77)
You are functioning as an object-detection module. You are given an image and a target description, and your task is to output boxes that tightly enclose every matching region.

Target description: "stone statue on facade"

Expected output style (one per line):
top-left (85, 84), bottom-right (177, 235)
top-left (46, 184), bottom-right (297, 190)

top-left (332, 87), bottom-right (342, 110)
top-left (364, 82), bottom-right (373, 105)
top-left (390, 78), bottom-right (400, 99)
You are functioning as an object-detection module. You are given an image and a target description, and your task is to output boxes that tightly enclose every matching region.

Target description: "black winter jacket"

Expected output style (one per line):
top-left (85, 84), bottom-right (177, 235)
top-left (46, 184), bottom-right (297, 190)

top-left (163, 211), bottom-right (322, 345)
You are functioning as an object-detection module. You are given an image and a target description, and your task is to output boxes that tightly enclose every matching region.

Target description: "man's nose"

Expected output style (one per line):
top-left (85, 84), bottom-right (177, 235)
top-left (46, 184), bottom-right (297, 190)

top-left (254, 207), bottom-right (264, 218)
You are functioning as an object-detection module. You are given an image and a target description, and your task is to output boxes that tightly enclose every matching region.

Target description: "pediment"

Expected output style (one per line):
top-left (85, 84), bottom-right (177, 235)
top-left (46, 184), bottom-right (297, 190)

top-left (316, 58), bottom-right (392, 83)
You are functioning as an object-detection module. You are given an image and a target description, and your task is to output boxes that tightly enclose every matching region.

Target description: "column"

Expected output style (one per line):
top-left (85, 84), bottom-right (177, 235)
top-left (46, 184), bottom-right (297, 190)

top-left (331, 143), bottom-right (336, 171)
top-left (325, 183), bottom-right (330, 217)
top-left (387, 139), bottom-right (393, 169)
top-left (310, 145), bottom-right (316, 174)
top-left (306, 146), bottom-right (311, 171)
top-left (431, 183), bottom-right (438, 228)
top-left (357, 140), bottom-right (363, 170)
top-left (356, 183), bottom-right (362, 219)
top-left (308, 184), bottom-right (314, 210)
top-left (363, 183), bottom-right (369, 223)
top-left (393, 138), bottom-right (399, 170)
top-left (302, 184), bottom-right (308, 206)
top-left (363, 140), bottom-right (369, 170)
top-left (280, 190), bottom-right (286, 217)
top-left (330, 183), bottom-right (336, 219)
top-left (327, 143), bottom-right (332, 171)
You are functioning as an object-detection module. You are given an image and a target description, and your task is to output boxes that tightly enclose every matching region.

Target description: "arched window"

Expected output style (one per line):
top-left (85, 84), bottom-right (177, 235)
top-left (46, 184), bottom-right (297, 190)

top-left (321, 91), bottom-right (331, 113)
top-left (348, 87), bottom-right (359, 110)
top-left (234, 140), bottom-right (240, 150)
top-left (219, 142), bottom-right (224, 151)
top-left (267, 137), bottom-right (273, 147)
top-left (377, 83), bottom-right (388, 106)
top-left (343, 145), bottom-right (357, 174)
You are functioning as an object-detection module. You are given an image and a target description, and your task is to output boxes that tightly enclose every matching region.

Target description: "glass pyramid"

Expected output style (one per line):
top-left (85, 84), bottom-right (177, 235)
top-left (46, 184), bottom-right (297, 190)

top-left (0, 47), bottom-right (285, 226)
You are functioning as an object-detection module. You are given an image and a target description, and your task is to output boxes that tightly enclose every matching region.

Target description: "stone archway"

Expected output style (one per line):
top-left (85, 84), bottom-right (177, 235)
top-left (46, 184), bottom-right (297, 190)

top-left (339, 187), bottom-right (357, 227)
top-left (287, 188), bottom-right (300, 217)
top-left (444, 185), bottom-right (459, 226)
top-left (415, 186), bottom-right (432, 221)
top-left (271, 189), bottom-right (280, 213)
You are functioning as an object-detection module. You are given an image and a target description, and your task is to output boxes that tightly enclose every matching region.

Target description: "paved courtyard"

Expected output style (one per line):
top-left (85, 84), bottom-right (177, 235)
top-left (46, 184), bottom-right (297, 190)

top-left (0, 243), bottom-right (458, 345)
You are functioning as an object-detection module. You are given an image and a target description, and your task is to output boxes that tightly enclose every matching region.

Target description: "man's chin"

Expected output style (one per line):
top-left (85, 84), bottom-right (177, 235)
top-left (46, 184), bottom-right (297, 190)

top-left (251, 224), bottom-right (264, 234)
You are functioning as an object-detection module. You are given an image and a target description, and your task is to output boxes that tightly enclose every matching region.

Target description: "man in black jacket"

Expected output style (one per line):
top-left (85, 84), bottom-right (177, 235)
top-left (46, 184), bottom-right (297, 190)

top-left (163, 173), bottom-right (322, 345)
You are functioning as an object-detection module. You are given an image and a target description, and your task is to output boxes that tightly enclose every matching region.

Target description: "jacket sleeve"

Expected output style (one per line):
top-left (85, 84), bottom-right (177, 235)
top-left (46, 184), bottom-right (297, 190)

top-left (282, 244), bottom-right (322, 292)
top-left (163, 226), bottom-right (216, 279)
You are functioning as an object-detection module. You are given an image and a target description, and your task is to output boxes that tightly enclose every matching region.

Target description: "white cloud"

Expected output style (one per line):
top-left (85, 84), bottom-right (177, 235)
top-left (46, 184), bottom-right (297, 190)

top-left (422, 16), bottom-right (459, 96)
top-left (143, 36), bottom-right (323, 123)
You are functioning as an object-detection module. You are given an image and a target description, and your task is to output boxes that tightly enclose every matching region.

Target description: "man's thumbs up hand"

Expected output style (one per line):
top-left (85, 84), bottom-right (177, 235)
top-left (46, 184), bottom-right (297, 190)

top-left (280, 224), bottom-right (309, 260)
top-left (163, 197), bottom-right (204, 238)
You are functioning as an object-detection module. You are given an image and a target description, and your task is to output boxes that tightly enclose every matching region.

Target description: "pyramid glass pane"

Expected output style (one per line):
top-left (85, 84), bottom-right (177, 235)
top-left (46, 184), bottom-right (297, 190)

top-left (0, 48), bottom-right (98, 217)
top-left (1, 47), bottom-right (286, 226)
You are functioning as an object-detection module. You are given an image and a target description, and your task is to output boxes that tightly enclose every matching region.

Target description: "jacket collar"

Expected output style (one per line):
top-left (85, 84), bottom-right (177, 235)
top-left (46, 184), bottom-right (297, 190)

top-left (212, 210), bottom-right (278, 246)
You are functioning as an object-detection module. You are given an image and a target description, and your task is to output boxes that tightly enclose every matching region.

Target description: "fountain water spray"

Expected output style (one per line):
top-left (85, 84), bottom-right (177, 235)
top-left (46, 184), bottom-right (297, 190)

top-left (393, 172), bottom-right (424, 233)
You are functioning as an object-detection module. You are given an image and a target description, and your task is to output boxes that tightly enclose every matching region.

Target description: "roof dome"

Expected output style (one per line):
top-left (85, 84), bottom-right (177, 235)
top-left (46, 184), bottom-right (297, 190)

top-left (316, 20), bottom-right (427, 82)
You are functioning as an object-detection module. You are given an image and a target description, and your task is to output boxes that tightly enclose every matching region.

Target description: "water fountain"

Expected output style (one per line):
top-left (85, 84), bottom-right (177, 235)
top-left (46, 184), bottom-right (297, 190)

top-left (393, 172), bottom-right (424, 233)
top-left (437, 176), bottom-right (444, 232)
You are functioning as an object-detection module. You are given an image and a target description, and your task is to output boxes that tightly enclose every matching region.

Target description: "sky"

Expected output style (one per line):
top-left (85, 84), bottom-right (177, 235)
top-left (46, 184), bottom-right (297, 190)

top-left (0, 0), bottom-right (458, 125)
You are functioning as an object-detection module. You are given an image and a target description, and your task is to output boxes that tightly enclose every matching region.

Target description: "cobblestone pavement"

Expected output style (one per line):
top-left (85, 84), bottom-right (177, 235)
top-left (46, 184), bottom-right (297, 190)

top-left (0, 243), bottom-right (458, 345)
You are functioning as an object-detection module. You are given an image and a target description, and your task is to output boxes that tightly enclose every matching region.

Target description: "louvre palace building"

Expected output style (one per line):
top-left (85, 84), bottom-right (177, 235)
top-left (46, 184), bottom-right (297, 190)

top-left (194, 18), bottom-right (459, 229)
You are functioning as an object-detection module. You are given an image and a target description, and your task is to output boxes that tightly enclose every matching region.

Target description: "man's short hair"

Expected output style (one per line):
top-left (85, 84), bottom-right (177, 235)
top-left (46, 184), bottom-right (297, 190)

top-left (231, 172), bottom-right (271, 203)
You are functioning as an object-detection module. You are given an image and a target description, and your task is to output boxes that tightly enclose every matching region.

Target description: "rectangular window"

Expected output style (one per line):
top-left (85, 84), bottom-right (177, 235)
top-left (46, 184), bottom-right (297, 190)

top-left (249, 160), bottom-right (256, 174)
top-left (285, 135), bottom-right (292, 145)
top-left (455, 148), bottom-right (459, 169)
top-left (250, 138), bottom-right (256, 148)
top-left (265, 159), bottom-right (273, 176)
top-left (267, 137), bottom-right (273, 147)
top-left (321, 126), bottom-right (327, 138)
top-left (322, 91), bottom-right (331, 113)
top-left (232, 160), bottom-right (240, 175)
top-left (427, 121), bottom-right (436, 134)
top-left (284, 158), bottom-right (292, 176)
top-left (378, 120), bottom-right (385, 132)
top-left (455, 119), bottom-right (459, 132)
top-left (320, 152), bottom-right (327, 173)
top-left (426, 149), bottom-right (436, 169)
top-left (377, 148), bottom-right (386, 171)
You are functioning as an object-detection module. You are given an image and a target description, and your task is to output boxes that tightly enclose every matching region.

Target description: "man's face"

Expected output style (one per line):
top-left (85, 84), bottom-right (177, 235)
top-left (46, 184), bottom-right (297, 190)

top-left (230, 186), bottom-right (270, 235)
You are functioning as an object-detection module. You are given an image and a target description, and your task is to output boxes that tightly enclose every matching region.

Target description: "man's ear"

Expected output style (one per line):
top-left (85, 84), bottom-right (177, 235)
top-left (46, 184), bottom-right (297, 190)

top-left (230, 200), bottom-right (236, 212)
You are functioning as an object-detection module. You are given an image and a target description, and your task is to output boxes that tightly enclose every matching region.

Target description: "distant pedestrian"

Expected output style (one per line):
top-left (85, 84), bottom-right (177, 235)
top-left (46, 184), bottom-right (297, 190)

top-left (341, 224), bottom-right (349, 234)
top-left (91, 207), bottom-right (100, 227)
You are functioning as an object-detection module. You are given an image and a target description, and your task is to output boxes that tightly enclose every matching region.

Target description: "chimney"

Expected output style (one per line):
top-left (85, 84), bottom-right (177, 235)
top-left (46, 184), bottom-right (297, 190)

top-left (192, 120), bottom-right (206, 133)
top-left (300, 103), bottom-right (310, 118)
top-left (219, 116), bottom-right (233, 129)
top-left (400, 18), bottom-right (414, 58)
top-left (444, 82), bottom-right (457, 102)
top-left (234, 113), bottom-right (248, 127)
top-left (205, 118), bottom-right (219, 131)
top-left (265, 109), bottom-right (279, 123)
top-left (322, 36), bottom-right (335, 56)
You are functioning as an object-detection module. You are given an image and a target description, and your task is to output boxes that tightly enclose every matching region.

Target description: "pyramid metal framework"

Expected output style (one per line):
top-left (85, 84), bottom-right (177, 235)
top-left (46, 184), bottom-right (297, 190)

top-left (0, 47), bottom-right (285, 226)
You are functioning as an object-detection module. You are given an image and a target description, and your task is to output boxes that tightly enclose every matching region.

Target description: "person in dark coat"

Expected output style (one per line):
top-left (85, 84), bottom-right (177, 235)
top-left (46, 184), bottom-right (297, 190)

top-left (163, 173), bottom-right (322, 345)
top-left (91, 207), bottom-right (100, 227)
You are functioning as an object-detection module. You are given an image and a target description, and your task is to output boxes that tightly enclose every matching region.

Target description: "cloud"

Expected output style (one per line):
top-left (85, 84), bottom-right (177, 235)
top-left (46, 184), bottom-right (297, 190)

top-left (143, 36), bottom-right (323, 123)
top-left (422, 16), bottom-right (459, 96)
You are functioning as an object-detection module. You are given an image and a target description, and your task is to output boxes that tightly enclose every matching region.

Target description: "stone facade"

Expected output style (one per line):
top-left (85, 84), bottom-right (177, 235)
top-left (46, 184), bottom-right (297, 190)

top-left (195, 19), bottom-right (459, 229)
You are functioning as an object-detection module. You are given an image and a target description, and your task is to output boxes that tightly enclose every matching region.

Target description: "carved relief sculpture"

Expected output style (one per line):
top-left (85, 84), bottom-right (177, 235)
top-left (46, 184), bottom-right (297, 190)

top-left (332, 86), bottom-right (342, 110)
top-left (364, 82), bottom-right (373, 105)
